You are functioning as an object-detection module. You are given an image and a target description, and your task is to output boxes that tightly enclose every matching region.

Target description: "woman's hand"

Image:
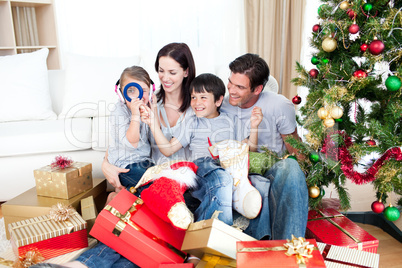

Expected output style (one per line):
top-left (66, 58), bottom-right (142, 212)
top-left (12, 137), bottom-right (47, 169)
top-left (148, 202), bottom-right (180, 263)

top-left (102, 156), bottom-right (129, 192)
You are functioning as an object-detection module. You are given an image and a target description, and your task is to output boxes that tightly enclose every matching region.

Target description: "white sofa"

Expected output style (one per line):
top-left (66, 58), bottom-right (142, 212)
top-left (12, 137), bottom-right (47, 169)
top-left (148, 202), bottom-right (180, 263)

top-left (0, 48), bottom-right (281, 202)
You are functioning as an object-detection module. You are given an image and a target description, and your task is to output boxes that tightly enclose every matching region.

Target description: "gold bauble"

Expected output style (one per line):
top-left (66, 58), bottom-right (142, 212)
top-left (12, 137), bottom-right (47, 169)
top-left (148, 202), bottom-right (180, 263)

top-left (317, 107), bottom-right (329, 119)
top-left (330, 106), bottom-right (343, 119)
top-left (323, 118), bottom-right (335, 128)
top-left (322, 37), bottom-right (337, 52)
top-left (339, 1), bottom-right (350, 10)
top-left (308, 186), bottom-right (320, 198)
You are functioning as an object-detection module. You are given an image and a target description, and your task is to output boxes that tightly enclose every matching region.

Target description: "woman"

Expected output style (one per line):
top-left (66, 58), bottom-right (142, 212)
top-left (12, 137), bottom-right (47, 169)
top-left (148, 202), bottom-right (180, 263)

top-left (33, 43), bottom-right (198, 268)
top-left (102, 42), bottom-right (196, 192)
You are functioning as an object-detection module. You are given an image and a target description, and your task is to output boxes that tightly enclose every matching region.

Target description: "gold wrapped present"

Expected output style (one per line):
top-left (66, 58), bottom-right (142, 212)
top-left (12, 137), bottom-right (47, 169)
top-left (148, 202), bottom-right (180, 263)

top-left (196, 253), bottom-right (237, 268)
top-left (3, 178), bottom-right (107, 239)
top-left (181, 218), bottom-right (256, 260)
top-left (9, 207), bottom-right (88, 260)
top-left (34, 162), bottom-right (93, 199)
top-left (80, 195), bottom-right (98, 235)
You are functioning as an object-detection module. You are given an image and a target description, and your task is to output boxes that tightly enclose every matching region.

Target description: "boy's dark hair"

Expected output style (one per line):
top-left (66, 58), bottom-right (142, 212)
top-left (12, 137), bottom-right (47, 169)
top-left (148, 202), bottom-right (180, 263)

top-left (155, 42), bottom-right (196, 113)
top-left (229, 53), bottom-right (270, 92)
top-left (190, 73), bottom-right (226, 110)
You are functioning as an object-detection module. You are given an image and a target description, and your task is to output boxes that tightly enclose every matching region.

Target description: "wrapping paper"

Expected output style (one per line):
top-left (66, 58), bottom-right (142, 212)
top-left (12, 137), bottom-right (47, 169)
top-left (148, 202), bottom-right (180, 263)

top-left (181, 218), bottom-right (256, 260)
top-left (80, 195), bottom-right (98, 235)
top-left (195, 253), bottom-right (236, 268)
top-left (306, 208), bottom-right (379, 253)
top-left (2, 178), bottom-right (107, 239)
top-left (90, 188), bottom-right (186, 268)
top-left (9, 212), bottom-right (88, 260)
top-left (316, 242), bottom-right (379, 268)
top-left (236, 239), bottom-right (326, 268)
top-left (34, 162), bottom-right (93, 199)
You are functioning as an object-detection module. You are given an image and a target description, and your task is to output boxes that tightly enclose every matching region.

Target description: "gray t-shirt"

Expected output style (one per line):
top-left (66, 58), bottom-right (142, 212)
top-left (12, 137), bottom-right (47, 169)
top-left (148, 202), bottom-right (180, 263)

top-left (108, 102), bottom-right (152, 168)
top-left (221, 91), bottom-right (296, 155)
top-left (174, 112), bottom-right (247, 161)
top-left (149, 102), bottom-right (194, 165)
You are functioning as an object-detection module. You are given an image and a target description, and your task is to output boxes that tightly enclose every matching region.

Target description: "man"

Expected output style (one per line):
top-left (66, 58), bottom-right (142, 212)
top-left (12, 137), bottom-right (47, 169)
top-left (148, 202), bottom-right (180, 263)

top-left (194, 53), bottom-right (308, 240)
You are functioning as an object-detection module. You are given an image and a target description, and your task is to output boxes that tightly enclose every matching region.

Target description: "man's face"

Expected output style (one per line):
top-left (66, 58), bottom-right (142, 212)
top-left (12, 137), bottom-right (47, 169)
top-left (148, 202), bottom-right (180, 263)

top-left (227, 72), bottom-right (259, 109)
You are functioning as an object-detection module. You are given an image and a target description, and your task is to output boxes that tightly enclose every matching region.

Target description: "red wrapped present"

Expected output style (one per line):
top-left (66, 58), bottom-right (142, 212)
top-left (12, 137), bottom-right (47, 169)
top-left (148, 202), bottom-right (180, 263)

top-left (9, 206), bottom-right (88, 260)
top-left (90, 188), bottom-right (187, 268)
top-left (316, 242), bottom-right (380, 268)
top-left (236, 237), bottom-right (326, 268)
top-left (306, 208), bottom-right (379, 253)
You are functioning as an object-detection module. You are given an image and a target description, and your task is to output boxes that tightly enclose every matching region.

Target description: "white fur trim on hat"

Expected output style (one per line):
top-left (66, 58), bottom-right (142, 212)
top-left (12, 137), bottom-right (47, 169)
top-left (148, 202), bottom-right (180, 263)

top-left (151, 166), bottom-right (198, 188)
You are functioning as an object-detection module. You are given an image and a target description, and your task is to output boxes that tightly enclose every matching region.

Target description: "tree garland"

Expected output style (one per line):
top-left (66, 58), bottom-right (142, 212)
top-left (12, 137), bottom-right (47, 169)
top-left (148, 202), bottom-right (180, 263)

top-left (322, 131), bottom-right (402, 185)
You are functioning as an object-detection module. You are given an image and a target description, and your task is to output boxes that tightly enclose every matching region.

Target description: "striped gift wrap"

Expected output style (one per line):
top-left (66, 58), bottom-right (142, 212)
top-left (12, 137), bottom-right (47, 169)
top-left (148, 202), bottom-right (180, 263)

top-left (8, 212), bottom-right (88, 260)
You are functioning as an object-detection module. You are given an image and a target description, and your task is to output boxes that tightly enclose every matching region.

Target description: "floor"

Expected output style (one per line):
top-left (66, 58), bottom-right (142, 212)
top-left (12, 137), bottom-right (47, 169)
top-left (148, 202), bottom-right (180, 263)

top-left (0, 204), bottom-right (401, 267)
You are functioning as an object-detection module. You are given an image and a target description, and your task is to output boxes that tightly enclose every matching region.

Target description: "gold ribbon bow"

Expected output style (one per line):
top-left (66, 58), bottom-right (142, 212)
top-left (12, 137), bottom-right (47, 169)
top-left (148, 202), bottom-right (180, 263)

top-left (14, 250), bottom-right (44, 268)
top-left (283, 235), bottom-right (314, 265)
top-left (49, 203), bottom-right (76, 222)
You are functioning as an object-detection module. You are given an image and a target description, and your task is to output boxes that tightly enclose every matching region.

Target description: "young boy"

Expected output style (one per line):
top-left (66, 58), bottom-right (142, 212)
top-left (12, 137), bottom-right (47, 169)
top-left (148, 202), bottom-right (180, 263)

top-left (107, 66), bottom-right (155, 195)
top-left (141, 73), bottom-right (263, 220)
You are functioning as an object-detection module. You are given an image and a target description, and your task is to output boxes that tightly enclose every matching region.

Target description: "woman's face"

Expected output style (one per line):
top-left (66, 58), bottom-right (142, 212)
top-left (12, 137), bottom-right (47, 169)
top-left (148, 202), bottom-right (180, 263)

top-left (158, 56), bottom-right (188, 94)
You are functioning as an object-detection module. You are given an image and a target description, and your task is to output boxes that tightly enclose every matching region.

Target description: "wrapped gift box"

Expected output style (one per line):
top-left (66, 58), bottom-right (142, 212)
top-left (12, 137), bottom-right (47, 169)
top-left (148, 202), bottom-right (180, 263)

top-left (2, 178), bottom-right (107, 239)
top-left (34, 162), bottom-right (93, 199)
top-left (316, 242), bottom-right (379, 268)
top-left (195, 253), bottom-right (236, 268)
top-left (90, 188), bottom-right (187, 268)
top-left (80, 195), bottom-right (98, 235)
top-left (9, 211), bottom-right (88, 260)
top-left (236, 239), bottom-right (326, 268)
top-left (181, 218), bottom-right (256, 260)
top-left (306, 208), bottom-right (379, 253)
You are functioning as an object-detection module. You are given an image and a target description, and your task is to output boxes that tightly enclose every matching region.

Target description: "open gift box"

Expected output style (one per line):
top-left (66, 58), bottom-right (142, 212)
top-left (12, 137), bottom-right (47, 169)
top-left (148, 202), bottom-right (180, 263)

top-left (90, 188), bottom-right (187, 268)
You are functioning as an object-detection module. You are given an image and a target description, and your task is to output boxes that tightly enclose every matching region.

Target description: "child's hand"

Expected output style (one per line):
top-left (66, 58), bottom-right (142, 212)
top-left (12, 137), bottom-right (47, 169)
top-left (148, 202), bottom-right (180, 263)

top-left (250, 106), bottom-right (263, 128)
top-left (129, 98), bottom-right (145, 117)
top-left (140, 105), bottom-right (153, 126)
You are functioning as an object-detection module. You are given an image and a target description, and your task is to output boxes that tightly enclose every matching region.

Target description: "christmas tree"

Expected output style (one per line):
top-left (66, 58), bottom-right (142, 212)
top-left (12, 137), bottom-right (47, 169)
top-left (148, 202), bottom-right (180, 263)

top-left (290, 0), bottom-right (402, 221)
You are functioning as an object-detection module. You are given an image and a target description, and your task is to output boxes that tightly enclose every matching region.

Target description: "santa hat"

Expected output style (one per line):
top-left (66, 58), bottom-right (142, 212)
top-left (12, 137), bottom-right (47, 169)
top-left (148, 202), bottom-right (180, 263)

top-left (138, 161), bottom-right (198, 189)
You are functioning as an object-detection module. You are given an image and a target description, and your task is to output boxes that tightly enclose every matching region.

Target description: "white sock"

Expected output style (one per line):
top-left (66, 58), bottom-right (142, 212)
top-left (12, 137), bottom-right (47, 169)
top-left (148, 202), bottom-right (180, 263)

top-left (212, 140), bottom-right (262, 219)
top-left (232, 178), bottom-right (262, 219)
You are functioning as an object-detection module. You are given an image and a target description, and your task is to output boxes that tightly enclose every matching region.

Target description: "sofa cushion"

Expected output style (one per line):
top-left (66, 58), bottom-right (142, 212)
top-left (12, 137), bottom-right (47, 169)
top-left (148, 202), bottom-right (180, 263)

top-left (0, 118), bottom-right (92, 157)
top-left (0, 48), bottom-right (57, 123)
top-left (58, 54), bottom-right (141, 119)
top-left (91, 116), bottom-right (111, 151)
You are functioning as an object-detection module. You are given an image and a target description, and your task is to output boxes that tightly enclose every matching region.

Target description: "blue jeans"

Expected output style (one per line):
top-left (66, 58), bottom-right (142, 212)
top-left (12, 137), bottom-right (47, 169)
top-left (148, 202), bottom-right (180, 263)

top-left (119, 160), bottom-right (154, 196)
top-left (76, 242), bottom-right (139, 268)
top-left (191, 157), bottom-right (308, 240)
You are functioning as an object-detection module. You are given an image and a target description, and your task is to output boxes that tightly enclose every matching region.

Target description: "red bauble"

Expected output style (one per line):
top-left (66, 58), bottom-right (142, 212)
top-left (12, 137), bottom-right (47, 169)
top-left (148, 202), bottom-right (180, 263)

top-left (360, 43), bottom-right (368, 52)
top-left (369, 40), bottom-right (385, 55)
top-left (353, 69), bottom-right (368, 78)
top-left (348, 24), bottom-right (360, 34)
top-left (366, 139), bottom-right (376, 146)
top-left (309, 69), bottom-right (319, 79)
top-left (312, 24), bottom-right (321, 33)
top-left (347, 9), bottom-right (356, 19)
top-left (292, 95), bottom-right (302, 105)
top-left (371, 201), bottom-right (385, 214)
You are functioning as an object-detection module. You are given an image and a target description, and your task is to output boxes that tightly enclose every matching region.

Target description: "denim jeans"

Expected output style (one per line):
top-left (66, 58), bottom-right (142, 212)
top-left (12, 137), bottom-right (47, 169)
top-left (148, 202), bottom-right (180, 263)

top-left (76, 242), bottom-right (139, 268)
top-left (191, 157), bottom-right (308, 240)
top-left (119, 160), bottom-right (154, 196)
